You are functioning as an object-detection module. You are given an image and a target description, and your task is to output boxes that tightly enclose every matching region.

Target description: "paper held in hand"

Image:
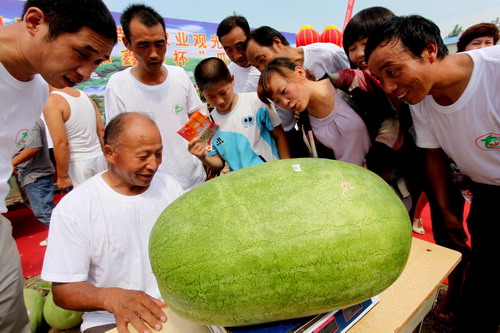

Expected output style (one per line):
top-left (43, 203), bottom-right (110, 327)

top-left (178, 111), bottom-right (218, 148)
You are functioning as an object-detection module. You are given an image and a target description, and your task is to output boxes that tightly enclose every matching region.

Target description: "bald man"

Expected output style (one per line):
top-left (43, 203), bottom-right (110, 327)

top-left (42, 113), bottom-right (185, 333)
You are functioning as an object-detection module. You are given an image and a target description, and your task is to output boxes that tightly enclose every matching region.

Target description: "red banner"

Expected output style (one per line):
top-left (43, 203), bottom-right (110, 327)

top-left (342, 0), bottom-right (356, 31)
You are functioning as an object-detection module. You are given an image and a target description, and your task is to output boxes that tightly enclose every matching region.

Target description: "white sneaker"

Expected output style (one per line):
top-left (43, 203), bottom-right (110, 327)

top-left (39, 238), bottom-right (48, 247)
top-left (412, 217), bottom-right (425, 235)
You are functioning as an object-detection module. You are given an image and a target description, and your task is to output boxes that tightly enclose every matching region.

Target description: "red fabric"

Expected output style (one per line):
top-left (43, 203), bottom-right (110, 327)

top-left (412, 200), bottom-right (471, 286)
top-left (7, 206), bottom-right (48, 278)
top-left (342, 0), bottom-right (356, 31)
top-left (331, 68), bottom-right (381, 94)
top-left (5, 193), bottom-right (65, 278)
top-left (412, 200), bottom-right (471, 246)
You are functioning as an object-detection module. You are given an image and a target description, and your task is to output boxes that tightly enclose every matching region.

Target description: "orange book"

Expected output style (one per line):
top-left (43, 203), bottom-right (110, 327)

top-left (177, 111), bottom-right (219, 147)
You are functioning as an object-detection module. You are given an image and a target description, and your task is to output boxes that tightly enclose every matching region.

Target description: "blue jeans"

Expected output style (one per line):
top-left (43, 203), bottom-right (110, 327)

top-left (23, 175), bottom-right (55, 227)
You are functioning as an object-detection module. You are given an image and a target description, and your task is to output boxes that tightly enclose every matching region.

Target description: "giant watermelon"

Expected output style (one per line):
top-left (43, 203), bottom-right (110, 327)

top-left (150, 158), bottom-right (411, 326)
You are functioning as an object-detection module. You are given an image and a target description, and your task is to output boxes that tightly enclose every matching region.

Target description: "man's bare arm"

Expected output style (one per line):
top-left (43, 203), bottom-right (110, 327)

top-left (52, 282), bottom-right (167, 333)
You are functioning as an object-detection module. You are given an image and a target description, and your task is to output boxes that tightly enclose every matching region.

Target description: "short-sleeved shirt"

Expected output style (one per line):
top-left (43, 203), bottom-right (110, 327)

top-left (15, 119), bottom-right (54, 187)
top-left (0, 63), bottom-right (48, 212)
top-left (410, 46), bottom-right (500, 185)
top-left (105, 65), bottom-right (205, 191)
top-left (308, 89), bottom-right (371, 166)
top-left (41, 172), bottom-right (184, 331)
top-left (228, 62), bottom-right (260, 93)
top-left (302, 43), bottom-right (350, 79)
top-left (207, 93), bottom-right (281, 171)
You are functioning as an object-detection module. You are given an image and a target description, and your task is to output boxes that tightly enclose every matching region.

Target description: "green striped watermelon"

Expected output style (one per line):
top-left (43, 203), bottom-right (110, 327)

top-left (150, 158), bottom-right (411, 326)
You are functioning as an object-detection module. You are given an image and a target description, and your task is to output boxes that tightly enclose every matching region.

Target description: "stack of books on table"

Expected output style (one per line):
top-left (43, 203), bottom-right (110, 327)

top-left (208, 296), bottom-right (379, 333)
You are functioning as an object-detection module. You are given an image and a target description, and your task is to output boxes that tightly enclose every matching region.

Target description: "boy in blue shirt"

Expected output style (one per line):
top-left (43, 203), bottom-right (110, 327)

top-left (189, 57), bottom-right (290, 171)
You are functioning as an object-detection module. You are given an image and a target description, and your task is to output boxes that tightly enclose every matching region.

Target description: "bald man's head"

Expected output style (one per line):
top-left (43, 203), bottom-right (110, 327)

top-left (104, 112), bottom-right (158, 148)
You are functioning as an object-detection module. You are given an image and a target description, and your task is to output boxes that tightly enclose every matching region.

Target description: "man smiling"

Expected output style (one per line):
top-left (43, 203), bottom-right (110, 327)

top-left (366, 15), bottom-right (500, 333)
top-left (42, 113), bottom-right (185, 333)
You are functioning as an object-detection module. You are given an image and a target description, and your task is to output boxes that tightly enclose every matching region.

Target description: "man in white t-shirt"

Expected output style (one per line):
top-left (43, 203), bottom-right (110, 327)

top-left (244, 25), bottom-right (349, 78)
top-left (216, 15), bottom-right (260, 93)
top-left (42, 113), bottom-right (185, 333)
top-left (105, 4), bottom-right (205, 191)
top-left (0, 1), bottom-right (116, 331)
top-left (366, 15), bottom-right (500, 333)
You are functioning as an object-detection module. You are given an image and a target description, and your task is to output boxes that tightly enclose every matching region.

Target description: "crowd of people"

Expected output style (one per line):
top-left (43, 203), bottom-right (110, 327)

top-left (0, 0), bottom-right (498, 332)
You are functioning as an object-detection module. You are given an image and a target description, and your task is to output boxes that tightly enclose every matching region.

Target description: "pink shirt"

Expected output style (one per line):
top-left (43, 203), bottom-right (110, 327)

top-left (309, 89), bottom-right (371, 166)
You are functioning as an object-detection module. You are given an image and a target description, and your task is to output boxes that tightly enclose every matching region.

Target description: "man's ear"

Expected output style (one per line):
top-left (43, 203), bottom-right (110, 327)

top-left (424, 42), bottom-right (439, 63)
top-left (103, 144), bottom-right (115, 164)
top-left (123, 37), bottom-right (132, 51)
top-left (273, 37), bottom-right (283, 50)
top-left (23, 7), bottom-right (45, 37)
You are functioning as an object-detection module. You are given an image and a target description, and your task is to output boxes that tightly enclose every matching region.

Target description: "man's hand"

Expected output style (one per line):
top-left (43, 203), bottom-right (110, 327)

top-left (442, 211), bottom-right (470, 253)
top-left (11, 164), bottom-right (18, 177)
top-left (105, 288), bottom-right (167, 333)
top-left (56, 175), bottom-right (73, 191)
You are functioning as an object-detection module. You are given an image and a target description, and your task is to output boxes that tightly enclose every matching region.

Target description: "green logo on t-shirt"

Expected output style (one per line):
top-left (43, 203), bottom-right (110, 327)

top-left (476, 133), bottom-right (500, 150)
top-left (16, 129), bottom-right (29, 148)
top-left (173, 104), bottom-right (185, 115)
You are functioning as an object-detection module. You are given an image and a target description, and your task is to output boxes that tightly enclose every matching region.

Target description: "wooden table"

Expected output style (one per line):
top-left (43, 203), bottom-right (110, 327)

top-left (108, 237), bottom-right (461, 333)
top-left (349, 237), bottom-right (461, 333)
top-left (107, 307), bottom-right (210, 333)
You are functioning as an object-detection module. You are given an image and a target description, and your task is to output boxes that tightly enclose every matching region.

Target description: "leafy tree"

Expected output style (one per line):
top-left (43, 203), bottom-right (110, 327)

top-left (446, 24), bottom-right (463, 38)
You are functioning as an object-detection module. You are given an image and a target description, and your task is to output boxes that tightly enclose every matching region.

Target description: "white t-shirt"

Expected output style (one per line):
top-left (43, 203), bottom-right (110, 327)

top-left (228, 62), bottom-right (260, 93)
top-left (105, 65), bottom-right (206, 191)
top-left (0, 63), bottom-right (48, 213)
top-left (208, 93), bottom-right (282, 171)
top-left (308, 89), bottom-right (371, 166)
top-left (410, 46), bottom-right (500, 185)
top-left (41, 172), bottom-right (184, 331)
top-left (301, 43), bottom-right (350, 80)
top-left (51, 90), bottom-right (103, 161)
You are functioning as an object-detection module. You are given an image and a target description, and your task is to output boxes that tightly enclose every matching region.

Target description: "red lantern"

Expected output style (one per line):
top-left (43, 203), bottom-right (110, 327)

top-left (321, 25), bottom-right (343, 47)
top-left (296, 25), bottom-right (320, 47)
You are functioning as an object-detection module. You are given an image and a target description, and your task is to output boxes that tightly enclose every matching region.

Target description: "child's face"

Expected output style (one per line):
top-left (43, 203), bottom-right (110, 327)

top-left (267, 71), bottom-right (309, 113)
top-left (203, 80), bottom-right (236, 114)
top-left (348, 37), bottom-right (369, 70)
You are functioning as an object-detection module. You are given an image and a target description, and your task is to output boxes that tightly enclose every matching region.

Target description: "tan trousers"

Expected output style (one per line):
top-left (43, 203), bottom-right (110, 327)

top-left (0, 215), bottom-right (30, 333)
